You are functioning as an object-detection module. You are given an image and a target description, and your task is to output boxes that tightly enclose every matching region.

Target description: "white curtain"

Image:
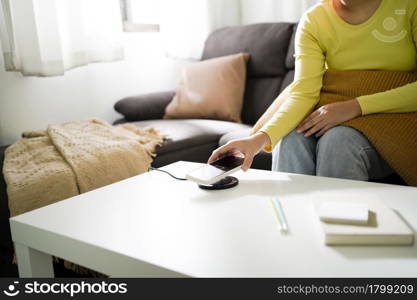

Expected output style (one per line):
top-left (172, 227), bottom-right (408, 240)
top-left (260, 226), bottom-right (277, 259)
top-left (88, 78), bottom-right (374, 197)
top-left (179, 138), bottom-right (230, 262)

top-left (240, 0), bottom-right (318, 24)
top-left (160, 0), bottom-right (241, 60)
top-left (0, 0), bottom-right (124, 76)
top-left (159, 0), bottom-right (317, 60)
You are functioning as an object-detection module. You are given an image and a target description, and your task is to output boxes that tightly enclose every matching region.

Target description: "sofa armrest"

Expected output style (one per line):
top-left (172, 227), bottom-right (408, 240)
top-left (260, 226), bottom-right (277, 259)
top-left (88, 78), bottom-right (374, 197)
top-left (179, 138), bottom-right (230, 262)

top-left (114, 90), bottom-right (175, 122)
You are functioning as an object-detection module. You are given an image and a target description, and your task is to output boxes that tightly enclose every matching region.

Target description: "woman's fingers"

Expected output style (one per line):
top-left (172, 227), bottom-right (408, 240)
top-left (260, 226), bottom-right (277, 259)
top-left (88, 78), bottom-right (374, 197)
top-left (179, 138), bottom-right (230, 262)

top-left (297, 114), bottom-right (315, 131)
top-left (300, 110), bottom-right (318, 125)
top-left (207, 142), bottom-right (237, 164)
top-left (315, 125), bottom-right (333, 137)
top-left (208, 137), bottom-right (258, 171)
top-left (303, 120), bottom-right (326, 137)
top-left (208, 145), bottom-right (228, 164)
top-left (297, 110), bottom-right (322, 133)
top-left (241, 152), bottom-right (254, 172)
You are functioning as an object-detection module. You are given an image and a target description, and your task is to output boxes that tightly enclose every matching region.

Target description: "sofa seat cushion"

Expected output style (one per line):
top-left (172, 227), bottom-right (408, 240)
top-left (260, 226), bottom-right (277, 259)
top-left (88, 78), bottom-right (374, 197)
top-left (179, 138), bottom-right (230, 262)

top-left (219, 128), bottom-right (251, 146)
top-left (130, 119), bottom-right (251, 156)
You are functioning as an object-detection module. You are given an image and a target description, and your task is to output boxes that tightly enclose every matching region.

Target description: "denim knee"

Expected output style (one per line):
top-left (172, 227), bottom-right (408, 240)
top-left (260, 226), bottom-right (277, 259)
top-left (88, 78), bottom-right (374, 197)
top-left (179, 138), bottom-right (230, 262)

top-left (316, 126), bottom-right (369, 179)
top-left (279, 129), bottom-right (316, 157)
top-left (280, 129), bottom-right (304, 149)
top-left (317, 126), bottom-right (366, 154)
top-left (277, 129), bottom-right (317, 175)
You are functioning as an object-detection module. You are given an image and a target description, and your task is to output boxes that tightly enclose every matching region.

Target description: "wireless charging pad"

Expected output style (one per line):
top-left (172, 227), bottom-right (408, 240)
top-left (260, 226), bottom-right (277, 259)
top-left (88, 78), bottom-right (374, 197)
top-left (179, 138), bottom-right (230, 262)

top-left (198, 176), bottom-right (239, 190)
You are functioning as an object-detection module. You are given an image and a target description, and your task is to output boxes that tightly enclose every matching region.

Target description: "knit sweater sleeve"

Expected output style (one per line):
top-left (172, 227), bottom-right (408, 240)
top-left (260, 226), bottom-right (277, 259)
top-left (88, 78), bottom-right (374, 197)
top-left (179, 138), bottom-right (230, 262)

top-left (357, 7), bottom-right (417, 115)
top-left (259, 12), bottom-right (326, 152)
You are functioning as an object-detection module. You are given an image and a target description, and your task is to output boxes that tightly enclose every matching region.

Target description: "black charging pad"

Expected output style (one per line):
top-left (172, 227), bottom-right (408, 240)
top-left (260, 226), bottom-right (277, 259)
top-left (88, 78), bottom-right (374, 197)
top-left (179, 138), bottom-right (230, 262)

top-left (198, 176), bottom-right (239, 190)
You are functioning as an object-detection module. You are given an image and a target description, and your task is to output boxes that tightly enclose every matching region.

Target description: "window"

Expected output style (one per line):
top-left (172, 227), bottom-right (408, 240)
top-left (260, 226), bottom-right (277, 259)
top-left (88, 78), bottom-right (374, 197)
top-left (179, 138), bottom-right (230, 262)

top-left (119, 0), bottom-right (160, 32)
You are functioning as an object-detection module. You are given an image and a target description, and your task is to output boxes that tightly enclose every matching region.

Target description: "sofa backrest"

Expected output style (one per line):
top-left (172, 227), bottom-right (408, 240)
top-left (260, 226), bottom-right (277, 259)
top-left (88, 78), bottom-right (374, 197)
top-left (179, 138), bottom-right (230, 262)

top-left (202, 23), bottom-right (297, 125)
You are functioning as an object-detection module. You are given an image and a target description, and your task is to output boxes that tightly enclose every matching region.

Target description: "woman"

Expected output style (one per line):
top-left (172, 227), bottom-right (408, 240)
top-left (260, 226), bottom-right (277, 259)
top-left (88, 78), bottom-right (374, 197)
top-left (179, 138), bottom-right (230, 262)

top-left (208, 0), bottom-right (417, 181)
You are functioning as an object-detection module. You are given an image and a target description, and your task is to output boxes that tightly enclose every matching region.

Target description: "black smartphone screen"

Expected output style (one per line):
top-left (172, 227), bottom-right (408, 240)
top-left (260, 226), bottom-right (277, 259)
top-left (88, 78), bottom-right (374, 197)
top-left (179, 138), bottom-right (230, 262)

top-left (210, 155), bottom-right (244, 171)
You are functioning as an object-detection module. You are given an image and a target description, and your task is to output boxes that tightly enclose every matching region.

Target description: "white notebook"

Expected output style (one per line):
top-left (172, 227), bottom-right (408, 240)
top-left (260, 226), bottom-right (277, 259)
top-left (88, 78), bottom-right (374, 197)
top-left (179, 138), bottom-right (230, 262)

top-left (314, 198), bottom-right (414, 246)
top-left (317, 201), bottom-right (370, 225)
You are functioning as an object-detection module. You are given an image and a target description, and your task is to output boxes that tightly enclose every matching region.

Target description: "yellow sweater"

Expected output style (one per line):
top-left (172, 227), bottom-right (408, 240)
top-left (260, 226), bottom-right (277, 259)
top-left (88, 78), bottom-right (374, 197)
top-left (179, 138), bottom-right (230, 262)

top-left (260, 0), bottom-right (417, 152)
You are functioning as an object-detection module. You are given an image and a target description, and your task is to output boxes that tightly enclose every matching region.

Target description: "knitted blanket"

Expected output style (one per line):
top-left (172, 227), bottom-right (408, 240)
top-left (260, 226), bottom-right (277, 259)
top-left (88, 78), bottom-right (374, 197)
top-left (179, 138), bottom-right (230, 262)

top-left (252, 70), bottom-right (417, 186)
top-left (3, 118), bottom-right (165, 274)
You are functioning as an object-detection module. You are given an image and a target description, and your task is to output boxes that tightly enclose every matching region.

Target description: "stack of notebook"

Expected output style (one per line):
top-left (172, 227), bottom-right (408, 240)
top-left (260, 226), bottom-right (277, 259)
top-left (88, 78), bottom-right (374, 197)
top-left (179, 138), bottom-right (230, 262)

top-left (314, 197), bottom-right (414, 246)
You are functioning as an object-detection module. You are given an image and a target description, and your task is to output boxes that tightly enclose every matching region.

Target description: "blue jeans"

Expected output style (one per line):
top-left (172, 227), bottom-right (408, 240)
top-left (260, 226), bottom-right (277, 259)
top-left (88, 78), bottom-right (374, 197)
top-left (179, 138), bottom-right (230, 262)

top-left (273, 126), bottom-right (394, 181)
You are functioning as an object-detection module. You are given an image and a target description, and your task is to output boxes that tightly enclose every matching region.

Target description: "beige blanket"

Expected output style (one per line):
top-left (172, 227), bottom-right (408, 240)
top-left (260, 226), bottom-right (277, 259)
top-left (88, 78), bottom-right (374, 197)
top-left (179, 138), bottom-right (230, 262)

top-left (4, 118), bottom-right (165, 217)
top-left (3, 118), bottom-right (165, 274)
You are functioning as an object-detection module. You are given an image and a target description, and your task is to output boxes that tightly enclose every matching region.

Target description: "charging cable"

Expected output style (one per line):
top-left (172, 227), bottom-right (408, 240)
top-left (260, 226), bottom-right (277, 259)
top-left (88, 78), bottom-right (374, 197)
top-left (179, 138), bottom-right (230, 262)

top-left (148, 166), bottom-right (187, 181)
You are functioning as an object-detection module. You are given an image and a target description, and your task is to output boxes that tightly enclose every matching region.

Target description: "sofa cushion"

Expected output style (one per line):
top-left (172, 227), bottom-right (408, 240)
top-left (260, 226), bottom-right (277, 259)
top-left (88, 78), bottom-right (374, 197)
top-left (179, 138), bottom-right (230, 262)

top-left (241, 77), bottom-right (283, 125)
top-left (164, 53), bottom-right (250, 123)
top-left (202, 23), bottom-right (295, 126)
top-left (130, 119), bottom-right (251, 156)
top-left (285, 24), bottom-right (297, 70)
top-left (202, 23), bottom-right (294, 77)
top-left (219, 128), bottom-right (251, 146)
top-left (280, 70), bottom-right (295, 93)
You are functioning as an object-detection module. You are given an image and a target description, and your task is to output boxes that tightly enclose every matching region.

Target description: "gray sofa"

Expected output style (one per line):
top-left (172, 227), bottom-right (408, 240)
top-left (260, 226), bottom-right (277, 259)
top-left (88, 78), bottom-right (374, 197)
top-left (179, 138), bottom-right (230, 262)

top-left (114, 22), bottom-right (298, 170)
top-left (115, 22), bottom-right (407, 178)
top-left (0, 22), bottom-right (406, 277)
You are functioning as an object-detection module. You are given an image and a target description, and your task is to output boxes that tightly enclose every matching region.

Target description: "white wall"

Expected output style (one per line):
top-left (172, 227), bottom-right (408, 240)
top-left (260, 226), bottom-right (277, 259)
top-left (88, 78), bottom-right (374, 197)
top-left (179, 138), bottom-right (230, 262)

top-left (0, 33), bottom-right (187, 145)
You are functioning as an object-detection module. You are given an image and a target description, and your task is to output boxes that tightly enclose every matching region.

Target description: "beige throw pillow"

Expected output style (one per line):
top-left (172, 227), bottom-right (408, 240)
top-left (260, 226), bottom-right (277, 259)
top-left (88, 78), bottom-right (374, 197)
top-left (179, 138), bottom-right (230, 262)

top-left (164, 53), bottom-right (250, 123)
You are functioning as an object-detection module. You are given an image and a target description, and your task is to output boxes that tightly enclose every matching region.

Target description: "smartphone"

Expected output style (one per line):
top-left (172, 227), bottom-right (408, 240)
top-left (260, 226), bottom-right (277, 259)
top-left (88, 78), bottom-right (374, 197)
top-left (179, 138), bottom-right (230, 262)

top-left (186, 155), bottom-right (244, 185)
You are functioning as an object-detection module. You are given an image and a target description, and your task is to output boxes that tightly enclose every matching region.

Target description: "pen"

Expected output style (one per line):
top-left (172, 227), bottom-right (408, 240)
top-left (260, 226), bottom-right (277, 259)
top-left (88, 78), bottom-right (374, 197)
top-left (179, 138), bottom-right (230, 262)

top-left (270, 197), bottom-right (288, 233)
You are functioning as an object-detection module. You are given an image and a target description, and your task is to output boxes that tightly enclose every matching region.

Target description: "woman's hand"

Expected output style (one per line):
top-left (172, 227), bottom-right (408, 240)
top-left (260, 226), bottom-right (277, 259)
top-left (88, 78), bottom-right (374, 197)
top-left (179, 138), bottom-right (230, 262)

top-left (207, 132), bottom-right (271, 171)
top-left (297, 99), bottom-right (362, 137)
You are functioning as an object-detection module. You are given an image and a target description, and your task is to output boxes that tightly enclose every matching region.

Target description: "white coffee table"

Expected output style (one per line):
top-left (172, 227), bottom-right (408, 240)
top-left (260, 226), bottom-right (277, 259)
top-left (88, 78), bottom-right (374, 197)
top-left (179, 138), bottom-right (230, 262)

top-left (10, 161), bottom-right (417, 277)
